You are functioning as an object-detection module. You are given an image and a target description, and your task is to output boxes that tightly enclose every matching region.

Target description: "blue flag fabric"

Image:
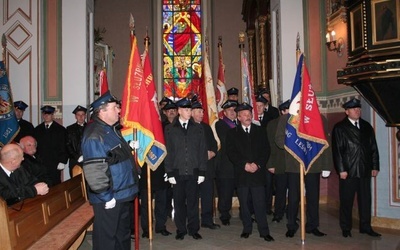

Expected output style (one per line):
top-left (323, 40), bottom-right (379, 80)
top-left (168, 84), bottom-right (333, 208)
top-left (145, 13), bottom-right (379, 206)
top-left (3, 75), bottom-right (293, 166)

top-left (284, 54), bottom-right (328, 173)
top-left (0, 61), bottom-right (19, 146)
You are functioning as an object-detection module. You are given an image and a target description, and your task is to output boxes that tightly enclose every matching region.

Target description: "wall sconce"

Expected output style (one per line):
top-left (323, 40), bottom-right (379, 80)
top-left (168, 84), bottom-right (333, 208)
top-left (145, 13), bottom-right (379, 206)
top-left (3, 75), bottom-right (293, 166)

top-left (326, 30), bottom-right (344, 56)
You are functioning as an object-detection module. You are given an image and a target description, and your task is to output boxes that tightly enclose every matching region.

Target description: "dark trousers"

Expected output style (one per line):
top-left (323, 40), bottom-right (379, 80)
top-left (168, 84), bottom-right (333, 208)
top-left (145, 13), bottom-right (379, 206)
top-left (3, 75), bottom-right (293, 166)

top-left (216, 178), bottom-right (235, 223)
top-left (199, 178), bottom-right (215, 225)
top-left (286, 172), bottom-right (321, 232)
top-left (339, 177), bottom-right (372, 232)
top-left (274, 173), bottom-right (288, 219)
top-left (237, 186), bottom-right (270, 236)
top-left (140, 188), bottom-right (168, 233)
top-left (173, 179), bottom-right (200, 235)
top-left (92, 201), bottom-right (132, 250)
top-left (265, 170), bottom-right (274, 213)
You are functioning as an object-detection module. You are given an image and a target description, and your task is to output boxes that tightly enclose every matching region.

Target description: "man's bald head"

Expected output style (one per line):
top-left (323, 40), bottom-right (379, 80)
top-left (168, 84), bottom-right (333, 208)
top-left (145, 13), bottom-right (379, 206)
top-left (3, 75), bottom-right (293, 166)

top-left (19, 136), bottom-right (37, 156)
top-left (0, 144), bottom-right (24, 171)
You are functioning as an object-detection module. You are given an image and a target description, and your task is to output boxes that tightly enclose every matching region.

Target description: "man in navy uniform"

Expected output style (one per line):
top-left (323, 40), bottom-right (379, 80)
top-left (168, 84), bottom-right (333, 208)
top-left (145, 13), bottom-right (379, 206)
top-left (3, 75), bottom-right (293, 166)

top-left (227, 87), bottom-right (239, 101)
top-left (215, 100), bottom-right (238, 226)
top-left (332, 98), bottom-right (381, 238)
top-left (13, 100), bottom-right (34, 142)
top-left (34, 105), bottom-right (68, 185)
top-left (164, 98), bottom-right (208, 240)
top-left (66, 105), bottom-right (87, 177)
top-left (191, 101), bottom-right (219, 230)
top-left (226, 103), bottom-right (274, 242)
top-left (257, 89), bottom-right (279, 127)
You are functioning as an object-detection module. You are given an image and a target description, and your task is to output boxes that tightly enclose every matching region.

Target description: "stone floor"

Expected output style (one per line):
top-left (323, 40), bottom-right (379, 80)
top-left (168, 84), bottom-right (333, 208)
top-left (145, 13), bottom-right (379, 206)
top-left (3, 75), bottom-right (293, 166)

top-left (78, 204), bottom-right (400, 250)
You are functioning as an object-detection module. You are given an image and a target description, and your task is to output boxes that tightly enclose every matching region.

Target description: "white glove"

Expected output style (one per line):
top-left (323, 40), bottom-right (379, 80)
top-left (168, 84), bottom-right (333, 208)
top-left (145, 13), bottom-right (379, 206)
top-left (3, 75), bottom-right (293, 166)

top-left (105, 198), bottom-right (116, 209)
top-left (322, 171), bottom-right (331, 178)
top-left (197, 176), bottom-right (205, 184)
top-left (168, 177), bottom-right (176, 184)
top-left (129, 140), bottom-right (140, 150)
top-left (57, 162), bottom-right (65, 170)
top-left (77, 155), bottom-right (83, 163)
top-left (163, 173), bottom-right (168, 182)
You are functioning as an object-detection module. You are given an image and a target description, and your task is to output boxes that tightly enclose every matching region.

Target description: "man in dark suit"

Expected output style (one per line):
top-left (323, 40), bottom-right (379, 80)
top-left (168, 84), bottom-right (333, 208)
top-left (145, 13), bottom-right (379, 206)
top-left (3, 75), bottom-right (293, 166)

top-left (332, 98), bottom-right (381, 238)
top-left (226, 103), bottom-right (274, 242)
top-left (0, 143), bottom-right (49, 205)
top-left (13, 100), bottom-right (34, 142)
top-left (66, 105), bottom-right (87, 177)
top-left (19, 135), bottom-right (52, 186)
top-left (257, 89), bottom-right (279, 125)
top-left (191, 101), bottom-right (219, 230)
top-left (34, 105), bottom-right (68, 185)
top-left (164, 98), bottom-right (208, 240)
top-left (215, 100), bottom-right (238, 226)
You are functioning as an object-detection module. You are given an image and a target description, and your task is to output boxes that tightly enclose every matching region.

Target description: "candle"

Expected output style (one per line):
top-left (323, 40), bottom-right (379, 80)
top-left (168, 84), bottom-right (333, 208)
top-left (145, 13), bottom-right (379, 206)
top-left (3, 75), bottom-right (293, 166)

top-left (331, 30), bottom-right (336, 41)
top-left (326, 33), bottom-right (330, 43)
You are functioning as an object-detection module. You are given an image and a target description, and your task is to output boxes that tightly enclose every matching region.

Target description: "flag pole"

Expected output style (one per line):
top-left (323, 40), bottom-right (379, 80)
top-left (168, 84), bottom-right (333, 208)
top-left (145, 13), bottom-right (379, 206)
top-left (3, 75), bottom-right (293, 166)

top-left (296, 33), bottom-right (306, 245)
top-left (143, 31), bottom-right (154, 242)
top-left (129, 14), bottom-right (140, 250)
top-left (239, 32), bottom-right (245, 103)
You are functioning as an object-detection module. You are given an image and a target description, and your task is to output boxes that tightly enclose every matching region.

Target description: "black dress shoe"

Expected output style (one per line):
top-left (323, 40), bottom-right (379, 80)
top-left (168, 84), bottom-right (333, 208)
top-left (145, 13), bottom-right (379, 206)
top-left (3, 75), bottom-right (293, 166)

top-left (240, 232), bottom-right (250, 238)
top-left (190, 233), bottom-right (202, 240)
top-left (201, 223), bottom-right (221, 229)
top-left (142, 232), bottom-right (149, 238)
top-left (262, 235), bottom-right (275, 242)
top-left (272, 217), bottom-right (281, 223)
top-left (360, 229), bottom-right (381, 237)
top-left (342, 230), bottom-right (352, 238)
top-left (156, 229), bottom-right (172, 236)
top-left (285, 230), bottom-right (295, 238)
top-left (307, 228), bottom-right (327, 237)
top-left (221, 220), bottom-right (230, 226)
top-left (175, 233), bottom-right (185, 240)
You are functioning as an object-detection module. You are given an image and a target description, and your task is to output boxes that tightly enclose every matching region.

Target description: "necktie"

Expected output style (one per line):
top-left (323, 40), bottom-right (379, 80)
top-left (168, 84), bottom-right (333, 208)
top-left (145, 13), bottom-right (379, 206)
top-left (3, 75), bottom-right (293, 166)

top-left (259, 116), bottom-right (262, 121)
top-left (354, 121), bottom-right (359, 129)
top-left (45, 124), bottom-right (49, 129)
top-left (9, 172), bottom-right (16, 183)
top-left (182, 123), bottom-right (187, 129)
top-left (245, 127), bottom-right (249, 133)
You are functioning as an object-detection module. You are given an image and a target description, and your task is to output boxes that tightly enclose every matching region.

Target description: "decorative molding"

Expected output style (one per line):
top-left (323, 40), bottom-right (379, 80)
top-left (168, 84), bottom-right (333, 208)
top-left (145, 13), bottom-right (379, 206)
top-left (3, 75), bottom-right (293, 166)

top-left (5, 20), bottom-right (32, 50)
top-left (3, 0), bottom-right (32, 25)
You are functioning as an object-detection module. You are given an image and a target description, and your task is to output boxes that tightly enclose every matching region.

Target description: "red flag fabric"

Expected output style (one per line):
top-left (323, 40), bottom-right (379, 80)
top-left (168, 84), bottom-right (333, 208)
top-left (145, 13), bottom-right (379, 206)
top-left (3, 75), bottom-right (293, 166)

top-left (141, 47), bottom-right (167, 170)
top-left (120, 35), bottom-right (154, 167)
top-left (216, 45), bottom-right (228, 119)
top-left (99, 68), bottom-right (109, 96)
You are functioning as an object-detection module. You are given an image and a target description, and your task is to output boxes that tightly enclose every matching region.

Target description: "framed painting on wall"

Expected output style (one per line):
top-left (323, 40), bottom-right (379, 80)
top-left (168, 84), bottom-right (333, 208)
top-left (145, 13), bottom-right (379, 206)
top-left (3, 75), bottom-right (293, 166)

top-left (371, 0), bottom-right (400, 45)
top-left (350, 4), bottom-right (364, 51)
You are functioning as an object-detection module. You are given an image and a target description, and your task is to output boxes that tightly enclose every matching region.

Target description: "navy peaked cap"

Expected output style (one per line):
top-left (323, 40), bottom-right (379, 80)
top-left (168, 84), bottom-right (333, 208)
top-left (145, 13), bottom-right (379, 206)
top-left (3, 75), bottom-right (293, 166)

top-left (90, 90), bottom-right (119, 111)
top-left (14, 100), bottom-right (28, 111)
top-left (176, 98), bottom-right (192, 108)
top-left (227, 87), bottom-right (239, 95)
top-left (256, 95), bottom-right (268, 104)
top-left (342, 98), bottom-right (361, 109)
top-left (72, 105), bottom-right (87, 114)
top-left (235, 102), bottom-right (253, 112)
top-left (41, 105), bottom-right (56, 113)
top-left (221, 100), bottom-right (238, 109)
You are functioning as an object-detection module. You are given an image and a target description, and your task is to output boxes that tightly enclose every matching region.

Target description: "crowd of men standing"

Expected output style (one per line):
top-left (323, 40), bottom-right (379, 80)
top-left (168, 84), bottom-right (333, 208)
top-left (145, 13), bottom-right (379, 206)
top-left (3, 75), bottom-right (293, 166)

top-left (0, 86), bottom-right (382, 249)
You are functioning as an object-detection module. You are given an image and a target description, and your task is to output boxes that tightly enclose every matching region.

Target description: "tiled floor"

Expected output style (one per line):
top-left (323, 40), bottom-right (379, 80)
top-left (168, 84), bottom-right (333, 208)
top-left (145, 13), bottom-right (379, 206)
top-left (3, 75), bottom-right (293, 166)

top-left (79, 204), bottom-right (400, 250)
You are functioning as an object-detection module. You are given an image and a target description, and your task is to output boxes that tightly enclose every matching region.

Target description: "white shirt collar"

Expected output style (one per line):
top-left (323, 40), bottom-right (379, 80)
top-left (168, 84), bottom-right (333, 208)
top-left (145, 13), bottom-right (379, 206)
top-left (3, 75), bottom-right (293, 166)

top-left (242, 125), bottom-right (250, 133)
top-left (0, 163), bottom-right (12, 177)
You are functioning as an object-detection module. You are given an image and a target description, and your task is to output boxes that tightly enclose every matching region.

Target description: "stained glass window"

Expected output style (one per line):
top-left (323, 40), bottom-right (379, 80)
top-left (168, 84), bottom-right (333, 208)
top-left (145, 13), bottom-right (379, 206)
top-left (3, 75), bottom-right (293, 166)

top-left (162, 0), bottom-right (202, 99)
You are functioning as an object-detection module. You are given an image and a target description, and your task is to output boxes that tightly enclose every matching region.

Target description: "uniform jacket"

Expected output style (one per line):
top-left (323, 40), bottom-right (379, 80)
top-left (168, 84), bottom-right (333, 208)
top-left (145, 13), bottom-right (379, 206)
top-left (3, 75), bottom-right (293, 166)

top-left (0, 165), bottom-right (38, 205)
top-left (14, 119), bottom-right (34, 142)
top-left (81, 117), bottom-right (139, 204)
top-left (215, 118), bottom-right (236, 179)
top-left (21, 153), bottom-right (52, 186)
top-left (263, 105), bottom-right (279, 125)
top-left (66, 122), bottom-right (86, 165)
top-left (201, 122), bottom-right (218, 179)
top-left (164, 117), bottom-right (207, 179)
top-left (266, 116), bottom-right (286, 175)
top-left (275, 114), bottom-right (332, 174)
top-left (332, 117), bottom-right (379, 178)
top-left (226, 123), bottom-right (270, 187)
top-left (34, 121), bottom-right (68, 185)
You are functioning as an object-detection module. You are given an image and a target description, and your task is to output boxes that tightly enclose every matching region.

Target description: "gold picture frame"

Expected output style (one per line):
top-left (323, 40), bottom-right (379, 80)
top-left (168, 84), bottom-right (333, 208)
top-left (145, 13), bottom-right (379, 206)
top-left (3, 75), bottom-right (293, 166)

top-left (371, 0), bottom-right (400, 45)
top-left (350, 4), bottom-right (364, 52)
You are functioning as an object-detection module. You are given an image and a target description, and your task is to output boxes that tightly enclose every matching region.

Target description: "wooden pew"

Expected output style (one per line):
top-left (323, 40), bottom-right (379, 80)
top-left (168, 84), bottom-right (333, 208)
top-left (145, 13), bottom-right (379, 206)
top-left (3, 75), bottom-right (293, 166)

top-left (0, 171), bottom-right (93, 250)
